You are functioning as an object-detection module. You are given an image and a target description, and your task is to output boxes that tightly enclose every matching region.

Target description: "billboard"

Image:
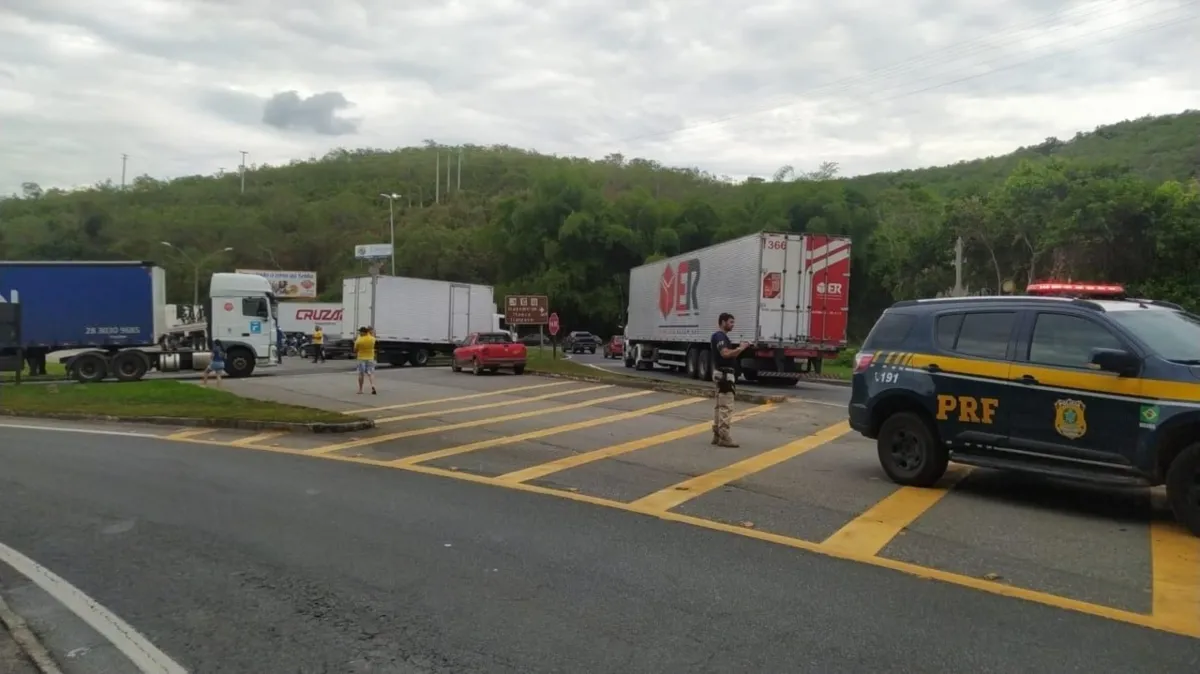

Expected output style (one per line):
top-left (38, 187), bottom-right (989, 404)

top-left (354, 244), bottom-right (393, 259)
top-left (504, 294), bottom-right (549, 324)
top-left (235, 269), bottom-right (318, 299)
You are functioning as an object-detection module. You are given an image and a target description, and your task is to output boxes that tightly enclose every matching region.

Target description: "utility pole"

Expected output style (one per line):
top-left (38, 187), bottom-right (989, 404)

top-left (952, 236), bottom-right (965, 297)
top-left (239, 150), bottom-right (248, 194)
top-left (435, 152), bottom-right (440, 204)
top-left (161, 242), bottom-right (233, 308)
top-left (457, 148), bottom-right (462, 192)
top-left (379, 193), bottom-right (401, 276)
top-left (446, 151), bottom-right (452, 197)
top-left (121, 154), bottom-right (128, 190)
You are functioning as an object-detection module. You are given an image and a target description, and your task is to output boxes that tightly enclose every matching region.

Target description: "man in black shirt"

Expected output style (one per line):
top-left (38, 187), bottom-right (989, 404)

top-left (711, 312), bottom-right (751, 447)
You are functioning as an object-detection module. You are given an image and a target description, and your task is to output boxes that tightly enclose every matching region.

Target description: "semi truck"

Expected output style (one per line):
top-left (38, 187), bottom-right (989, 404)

top-left (276, 301), bottom-right (343, 335)
top-left (0, 261), bottom-right (280, 382)
top-left (334, 275), bottom-right (500, 367)
top-left (623, 232), bottom-right (851, 385)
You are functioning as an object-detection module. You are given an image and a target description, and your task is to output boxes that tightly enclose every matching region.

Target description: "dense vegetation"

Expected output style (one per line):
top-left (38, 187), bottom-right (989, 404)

top-left (2, 110), bottom-right (1199, 339)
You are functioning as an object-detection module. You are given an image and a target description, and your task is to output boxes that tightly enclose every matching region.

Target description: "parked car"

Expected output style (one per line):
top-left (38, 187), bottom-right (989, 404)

top-left (603, 336), bottom-right (625, 359)
top-left (452, 331), bottom-right (527, 375)
top-left (564, 331), bottom-right (600, 354)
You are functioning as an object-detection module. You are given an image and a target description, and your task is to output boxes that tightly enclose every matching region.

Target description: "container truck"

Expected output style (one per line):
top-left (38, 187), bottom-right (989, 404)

top-left (623, 232), bottom-right (851, 385)
top-left (0, 261), bottom-right (280, 382)
top-left (335, 275), bottom-right (500, 366)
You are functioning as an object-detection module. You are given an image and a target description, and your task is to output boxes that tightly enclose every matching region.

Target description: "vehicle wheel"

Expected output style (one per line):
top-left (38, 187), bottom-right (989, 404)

top-left (409, 349), bottom-right (430, 367)
top-left (451, 359), bottom-right (461, 373)
top-left (112, 351), bottom-right (149, 382)
top-left (698, 349), bottom-right (712, 381)
top-left (513, 365), bottom-right (525, 375)
top-left (472, 358), bottom-right (482, 376)
top-left (225, 347), bottom-right (256, 378)
top-left (685, 348), bottom-right (699, 379)
top-left (876, 412), bottom-right (948, 487)
top-left (1166, 442), bottom-right (1200, 536)
top-left (72, 353), bottom-right (108, 384)
top-left (589, 347), bottom-right (595, 354)
top-left (742, 369), bottom-right (758, 383)
top-left (624, 354), bottom-right (634, 368)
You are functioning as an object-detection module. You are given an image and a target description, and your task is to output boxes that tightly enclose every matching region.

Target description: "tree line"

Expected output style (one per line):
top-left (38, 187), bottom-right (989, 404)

top-left (2, 112), bottom-right (1199, 339)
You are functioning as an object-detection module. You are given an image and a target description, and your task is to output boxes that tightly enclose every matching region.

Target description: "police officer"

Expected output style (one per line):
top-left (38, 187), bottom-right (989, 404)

top-left (711, 312), bottom-right (751, 447)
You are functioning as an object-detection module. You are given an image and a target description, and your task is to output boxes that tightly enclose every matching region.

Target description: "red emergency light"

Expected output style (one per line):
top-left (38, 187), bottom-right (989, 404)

top-left (1025, 281), bottom-right (1126, 298)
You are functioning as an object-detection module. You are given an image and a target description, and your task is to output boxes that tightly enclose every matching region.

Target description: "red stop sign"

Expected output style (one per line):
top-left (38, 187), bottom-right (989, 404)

top-left (548, 313), bottom-right (560, 336)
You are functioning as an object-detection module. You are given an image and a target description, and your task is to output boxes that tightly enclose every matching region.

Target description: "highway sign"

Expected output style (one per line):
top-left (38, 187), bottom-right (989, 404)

top-left (504, 295), bottom-right (549, 325)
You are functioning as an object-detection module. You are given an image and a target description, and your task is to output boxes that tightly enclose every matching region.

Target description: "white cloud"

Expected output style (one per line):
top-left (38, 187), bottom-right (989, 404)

top-left (0, 0), bottom-right (1197, 193)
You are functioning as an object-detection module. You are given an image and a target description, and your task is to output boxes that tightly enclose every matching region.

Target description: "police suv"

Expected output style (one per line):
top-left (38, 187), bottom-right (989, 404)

top-left (849, 282), bottom-right (1200, 537)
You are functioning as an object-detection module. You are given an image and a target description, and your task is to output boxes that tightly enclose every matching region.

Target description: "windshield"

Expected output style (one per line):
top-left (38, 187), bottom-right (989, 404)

top-left (477, 333), bottom-right (513, 344)
top-left (1108, 309), bottom-right (1200, 362)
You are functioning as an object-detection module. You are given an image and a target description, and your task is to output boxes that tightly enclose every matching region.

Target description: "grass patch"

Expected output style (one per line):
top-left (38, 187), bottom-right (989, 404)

top-left (0, 379), bottom-right (359, 424)
top-left (1, 361), bottom-right (68, 382)
top-left (525, 348), bottom-right (645, 383)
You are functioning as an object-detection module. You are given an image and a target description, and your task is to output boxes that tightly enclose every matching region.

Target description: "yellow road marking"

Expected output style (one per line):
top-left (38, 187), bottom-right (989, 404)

top-left (822, 467), bottom-right (971, 556)
top-left (345, 381), bottom-right (574, 414)
top-left (393, 397), bottom-right (706, 466)
top-left (1150, 520), bottom-right (1200, 636)
top-left (154, 433), bottom-right (1200, 639)
top-left (375, 385), bottom-right (612, 423)
top-left (310, 390), bottom-right (654, 455)
top-left (630, 421), bottom-right (852, 512)
top-left (164, 428), bottom-right (216, 440)
top-left (497, 404), bottom-right (776, 484)
top-left (229, 431), bottom-right (287, 447)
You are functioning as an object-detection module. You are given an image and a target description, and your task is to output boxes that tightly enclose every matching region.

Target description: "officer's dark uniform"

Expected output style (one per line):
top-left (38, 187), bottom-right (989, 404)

top-left (711, 329), bottom-right (739, 447)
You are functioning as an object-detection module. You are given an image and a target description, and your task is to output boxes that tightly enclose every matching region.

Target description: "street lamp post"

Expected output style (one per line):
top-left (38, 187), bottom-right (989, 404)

top-left (379, 192), bottom-right (401, 276)
top-left (161, 242), bottom-right (234, 309)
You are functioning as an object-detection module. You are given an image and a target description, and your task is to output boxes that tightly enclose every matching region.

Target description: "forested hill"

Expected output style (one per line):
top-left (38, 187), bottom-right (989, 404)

top-left (2, 110), bottom-right (1198, 338)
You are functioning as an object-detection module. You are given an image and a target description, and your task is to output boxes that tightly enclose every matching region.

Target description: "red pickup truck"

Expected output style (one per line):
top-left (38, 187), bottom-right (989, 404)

top-left (451, 332), bottom-right (527, 375)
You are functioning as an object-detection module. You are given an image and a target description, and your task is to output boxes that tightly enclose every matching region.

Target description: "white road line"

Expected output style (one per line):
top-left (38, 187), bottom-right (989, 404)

top-left (0, 541), bottom-right (188, 673)
top-left (0, 423), bottom-right (162, 439)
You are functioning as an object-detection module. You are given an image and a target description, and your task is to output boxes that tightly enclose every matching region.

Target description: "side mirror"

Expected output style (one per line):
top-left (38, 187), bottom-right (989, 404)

top-left (1090, 348), bottom-right (1140, 377)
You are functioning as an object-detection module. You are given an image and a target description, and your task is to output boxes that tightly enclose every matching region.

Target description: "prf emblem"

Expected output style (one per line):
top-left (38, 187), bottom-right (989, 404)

top-left (936, 395), bottom-right (998, 424)
top-left (1054, 399), bottom-right (1087, 439)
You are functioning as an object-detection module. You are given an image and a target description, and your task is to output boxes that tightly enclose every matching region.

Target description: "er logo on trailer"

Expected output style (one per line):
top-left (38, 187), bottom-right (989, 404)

top-left (762, 272), bottom-right (781, 299)
top-left (658, 258), bottom-right (701, 319)
top-left (815, 281), bottom-right (843, 297)
top-left (224, 302), bottom-right (234, 312)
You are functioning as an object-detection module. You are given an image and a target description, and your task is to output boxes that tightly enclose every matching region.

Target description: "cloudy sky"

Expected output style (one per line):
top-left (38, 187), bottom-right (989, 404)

top-left (1, 0), bottom-right (1197, 194)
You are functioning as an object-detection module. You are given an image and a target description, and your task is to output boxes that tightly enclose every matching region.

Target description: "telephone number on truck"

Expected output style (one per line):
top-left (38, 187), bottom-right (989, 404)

top-left (84, 326), bottom-right (143, 335)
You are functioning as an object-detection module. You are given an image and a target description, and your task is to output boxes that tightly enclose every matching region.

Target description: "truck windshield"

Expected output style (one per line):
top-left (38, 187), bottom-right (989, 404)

top-left (1108, 309), bottom-right (1200, 363)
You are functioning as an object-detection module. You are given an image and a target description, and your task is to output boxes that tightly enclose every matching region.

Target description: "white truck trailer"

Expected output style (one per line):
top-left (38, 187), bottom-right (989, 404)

top-left (337, 275), bottom-right (499, 367)
top-left (624, 232), bottom-right (851, 385)
top-left (276, 301), bottom-right (342, 335)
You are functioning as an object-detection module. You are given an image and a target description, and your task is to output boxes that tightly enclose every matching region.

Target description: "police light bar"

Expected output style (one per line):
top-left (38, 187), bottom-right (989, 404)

top-left (1025, 282), bottom-right (1126, 298)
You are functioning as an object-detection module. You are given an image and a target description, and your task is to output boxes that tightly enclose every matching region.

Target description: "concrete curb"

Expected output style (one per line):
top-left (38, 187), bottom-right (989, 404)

top-left (527, 370), bottom-right (789, 405)
top-left (798, 375), bottom-right (852, 387)
top-left (0, 593), bottom-right (63, 674)
top-left (0, 409), bottom-right (374, 433)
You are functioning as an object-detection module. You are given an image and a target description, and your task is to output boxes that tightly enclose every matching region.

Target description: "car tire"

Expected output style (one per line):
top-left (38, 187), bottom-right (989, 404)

top-left (1166, 442), bottom-right (1200, 537)
top-left (513, 365), bottom-right (525, 375)
top-left (876, 412), bottom-right (948, 488)
top-left (451, 359), bottom-right (461, 373)
top-left (472, 358), bottom-right (482, 376)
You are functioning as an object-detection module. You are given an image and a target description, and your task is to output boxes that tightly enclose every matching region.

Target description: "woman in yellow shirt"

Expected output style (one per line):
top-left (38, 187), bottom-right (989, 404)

top-left (354, 326), bottom-right (377, 395)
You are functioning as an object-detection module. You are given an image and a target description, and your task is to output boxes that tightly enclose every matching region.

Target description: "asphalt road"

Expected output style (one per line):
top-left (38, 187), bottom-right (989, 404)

top-left (2, 424), bottom-right (1199, 673)
top-left (564, 349), bottom-right (853, 405)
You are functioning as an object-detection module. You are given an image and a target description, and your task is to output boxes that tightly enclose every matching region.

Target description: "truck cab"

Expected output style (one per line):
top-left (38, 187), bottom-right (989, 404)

top-left (207, 272), bottom-right (281, 376)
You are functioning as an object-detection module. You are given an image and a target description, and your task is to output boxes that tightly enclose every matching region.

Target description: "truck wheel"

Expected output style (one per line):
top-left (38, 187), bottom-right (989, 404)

top-left (698, 350), bottom-right (712, 381)
top-left (72, 353), bottom-right (108, 384)
top-left (112, 351), bottom-right (150, 382)
top-left (513, 365), bottom-right (525, 375)
top-left (877, 412), bottom-right (948, 488)
top-left (1166, 442), bottom-right (1200, 536)
top-left (685, 349), bottom-right (699, 379)
top-left (589, 347), bottom-right (595, 354)
top-left (225, 347), bottom-right (256, 378)
top-left (409, 349), bottom-right (430, 367)
top-left (472, 358), bottom-right (483, 376)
